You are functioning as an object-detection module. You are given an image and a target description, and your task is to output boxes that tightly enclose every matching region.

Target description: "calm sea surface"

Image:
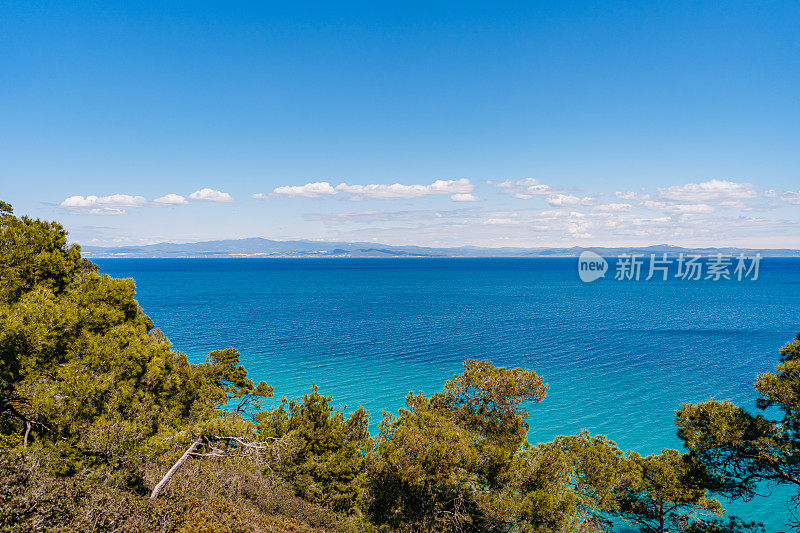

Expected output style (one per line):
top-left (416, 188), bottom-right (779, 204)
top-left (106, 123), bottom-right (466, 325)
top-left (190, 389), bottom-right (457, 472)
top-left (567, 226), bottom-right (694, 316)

top-left (95, 257), bottom-right (800, 530)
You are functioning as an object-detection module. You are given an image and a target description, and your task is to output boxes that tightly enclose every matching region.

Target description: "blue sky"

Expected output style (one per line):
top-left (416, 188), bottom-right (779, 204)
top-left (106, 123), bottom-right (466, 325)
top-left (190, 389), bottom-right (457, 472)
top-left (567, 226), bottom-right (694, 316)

top-left (2, 1), bottom-right (798, 247)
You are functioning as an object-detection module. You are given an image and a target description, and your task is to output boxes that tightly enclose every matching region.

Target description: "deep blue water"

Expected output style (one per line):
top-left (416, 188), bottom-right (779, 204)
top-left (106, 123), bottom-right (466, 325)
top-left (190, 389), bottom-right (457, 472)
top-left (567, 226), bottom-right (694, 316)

top-left (95, 257), bottom-right (800, 530)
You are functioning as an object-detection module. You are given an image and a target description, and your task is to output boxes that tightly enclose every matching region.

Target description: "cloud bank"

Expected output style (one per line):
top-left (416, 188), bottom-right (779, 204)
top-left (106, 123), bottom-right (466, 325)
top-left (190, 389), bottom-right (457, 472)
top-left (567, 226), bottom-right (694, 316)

top-left (60, 194), bottom-right (147, 215)
top-left (189, 188), bottom-right (233, 202)
top-left (154, 194), bottom-right (188, 205)
top-left (262, 178), bottom-right (477, 202)
top-left (55, 178), bottom-right (800, 248)
top-left (61, 187), bottom-right (233, 214)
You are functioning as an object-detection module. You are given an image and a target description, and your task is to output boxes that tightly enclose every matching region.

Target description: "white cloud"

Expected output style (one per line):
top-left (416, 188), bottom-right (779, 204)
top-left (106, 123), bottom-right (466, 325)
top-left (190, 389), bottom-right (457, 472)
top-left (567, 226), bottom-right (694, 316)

top-left (271, 182), bottom-right (337, 198)
top-left (61, 194), bottom-right (146, 208)
top-left (496, 178), bottom-right (556, 199)
top-left (89, 208), bottom-right (127, 216)
top-left (616, 190), bottom-right (651, 201)
top-left (268, 178), bottom-right (475, 201)
top-left (545, 194), bottom-right (581, 206)
top-left (153, 194), bottom-right (188, 205)
top-left (539, 210), bottom-right (568, 217)
top-left (494, 179), bottom-right (597, 205)
top-left (763, 189), bottom-right (800, 206)
top-left (718, 200), bottom-right (748, 210)
top-left (304, 208), bottom-right (483, 225)
top-left (450, 193), bottom-right (481, 202)
top-left (317, 199), bottom-right (800, 248)
top-left (189, 188), bottom-right (234, 202)
top-left (644, 200), bottom-right (715, 214)
top-left (335, 178), bottom-right (474, 200)
top-left (594, 203), bottom-right (632, 212)
top-left (657, 179), bottom-right (757, 203)
top-left (482, 218), bottom-right (520, 225)
top-left (60, 194), bottom-right (147, 215)
top-left (778, 191), bottom-right (800, 205)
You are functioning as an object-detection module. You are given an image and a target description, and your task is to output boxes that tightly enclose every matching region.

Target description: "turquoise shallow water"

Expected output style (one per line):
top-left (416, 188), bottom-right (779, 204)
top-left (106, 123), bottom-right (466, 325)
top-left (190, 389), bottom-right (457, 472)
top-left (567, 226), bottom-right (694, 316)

top-left (95, 257), bottom-right (800, 530)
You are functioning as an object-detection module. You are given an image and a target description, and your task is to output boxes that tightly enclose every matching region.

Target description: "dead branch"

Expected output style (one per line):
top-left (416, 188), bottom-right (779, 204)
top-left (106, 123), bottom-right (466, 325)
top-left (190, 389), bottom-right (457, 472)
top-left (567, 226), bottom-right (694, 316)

top-left (150, 436), bottom-right (203, 499)
top-left (150, 433), bottom-right (285, 499)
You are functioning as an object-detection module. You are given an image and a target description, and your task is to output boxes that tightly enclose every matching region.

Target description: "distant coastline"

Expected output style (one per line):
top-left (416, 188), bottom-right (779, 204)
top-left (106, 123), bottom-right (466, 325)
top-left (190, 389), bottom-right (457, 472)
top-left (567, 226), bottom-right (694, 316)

top-left (80, 237), bottom-right (800, 259)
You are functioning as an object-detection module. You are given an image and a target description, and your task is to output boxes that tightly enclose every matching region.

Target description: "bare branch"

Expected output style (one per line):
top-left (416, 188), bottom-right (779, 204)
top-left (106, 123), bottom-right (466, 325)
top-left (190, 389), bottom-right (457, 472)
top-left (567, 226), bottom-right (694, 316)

top-left (150, 436), bottom-right (203, 499)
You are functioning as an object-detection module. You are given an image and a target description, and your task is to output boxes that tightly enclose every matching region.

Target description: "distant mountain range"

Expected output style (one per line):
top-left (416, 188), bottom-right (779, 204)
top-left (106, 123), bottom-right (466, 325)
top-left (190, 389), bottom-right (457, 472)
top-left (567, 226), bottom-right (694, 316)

top-left (79, 238), bottom-right (800, 258)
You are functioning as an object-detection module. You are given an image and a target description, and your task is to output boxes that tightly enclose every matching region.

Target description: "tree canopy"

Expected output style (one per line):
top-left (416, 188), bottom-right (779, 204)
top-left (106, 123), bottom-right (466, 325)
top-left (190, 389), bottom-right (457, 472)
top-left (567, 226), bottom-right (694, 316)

top-left (0, 204), bottom-right (272, 487)
top-left (677, 335), bottom-right (800, 521)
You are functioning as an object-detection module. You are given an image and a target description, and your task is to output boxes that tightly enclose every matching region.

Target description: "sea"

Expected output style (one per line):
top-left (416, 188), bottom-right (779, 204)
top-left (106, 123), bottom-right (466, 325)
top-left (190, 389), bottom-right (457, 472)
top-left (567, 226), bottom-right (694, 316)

top-left (95, 257), bottom-right (800, 531)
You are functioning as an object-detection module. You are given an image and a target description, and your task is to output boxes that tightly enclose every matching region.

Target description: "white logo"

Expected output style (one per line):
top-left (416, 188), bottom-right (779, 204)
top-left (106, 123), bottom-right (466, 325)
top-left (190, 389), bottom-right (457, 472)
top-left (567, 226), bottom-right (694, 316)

top-left (578, 251), bottom-right (608, 283)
